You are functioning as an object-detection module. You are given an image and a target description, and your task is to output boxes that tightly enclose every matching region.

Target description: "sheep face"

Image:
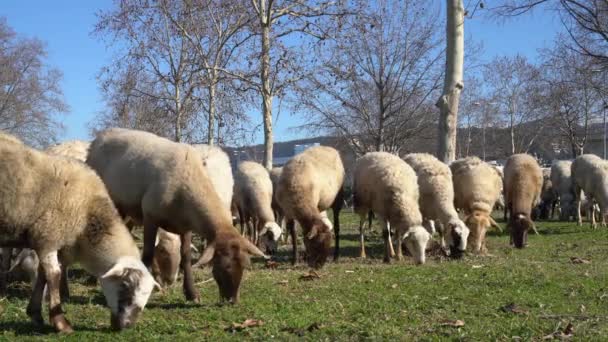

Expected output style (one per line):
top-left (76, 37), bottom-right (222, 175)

top-left (444, 219), bottom-right (469, 258)
top-left (464, 211), bottom-right (494, 254)
top-left (198, 235), bottom-right (267, 303)
top-left (509, 214), bottom-right (533, 248)
top-left (258, 222), bottom-right (282, 255)
top-left (403, 226), bottom-right (431, 265)
top-left (303, 218), bottom-right (332, 269)
top-left (100, 257), bottom-right (158, 331)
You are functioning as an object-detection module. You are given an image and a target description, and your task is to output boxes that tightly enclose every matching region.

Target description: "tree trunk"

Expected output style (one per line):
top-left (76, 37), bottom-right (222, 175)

top-left (207, 80), bottom-right (216, 146)
top-left (261, 19), bottom-right (273, 170)
top-left (175, 85), bottom-right (182, 142)
top-left (510, 114), bottom-right (515, 155)
top-left (436, 0), bottom-right (464, 163)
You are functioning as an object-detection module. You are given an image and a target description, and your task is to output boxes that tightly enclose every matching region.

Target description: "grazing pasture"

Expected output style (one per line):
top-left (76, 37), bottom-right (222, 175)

top-left (1, 213), bottom-right (607, 341)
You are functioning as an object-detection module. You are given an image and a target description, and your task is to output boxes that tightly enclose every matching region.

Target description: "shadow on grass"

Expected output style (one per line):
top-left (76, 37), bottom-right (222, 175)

top-left (0, 321), bottom-right (107, 335)
top-left (146, 301), bottom-right (204, 310)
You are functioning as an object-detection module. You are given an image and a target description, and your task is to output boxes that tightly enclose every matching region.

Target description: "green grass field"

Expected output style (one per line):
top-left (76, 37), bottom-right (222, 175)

top-left (1, 212), bottom-right (608, 341)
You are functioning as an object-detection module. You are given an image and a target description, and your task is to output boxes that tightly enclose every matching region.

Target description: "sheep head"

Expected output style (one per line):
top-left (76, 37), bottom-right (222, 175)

top-left (509, 213), bottom-right (533, 248)
top-left (258, 221), bottom-right (283, 255)
top-left (303, 217), bottom-right (332, 269)
top-left (444, 218), bottom-right (470, 258)
top-left (100, 256), bottom-right (160, 331)
top-left (197, 233), bottom-right (268, 304)
top-left (403, 225), bottom-right (431, 265)
top-left (464, 211), bottom-right (499, 254)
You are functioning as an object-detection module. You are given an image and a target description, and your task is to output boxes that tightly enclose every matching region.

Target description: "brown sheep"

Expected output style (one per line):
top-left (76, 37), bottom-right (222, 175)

top-left (276, 146), bottom-right (345, 268)
top-left (87, 128), bottom-right (266, 304)
top-left (503, 154), bottom-right (543, 248)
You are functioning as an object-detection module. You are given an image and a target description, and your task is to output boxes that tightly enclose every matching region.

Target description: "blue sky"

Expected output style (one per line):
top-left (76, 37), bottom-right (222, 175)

top-left (1, 1), bottom-right (562, 144)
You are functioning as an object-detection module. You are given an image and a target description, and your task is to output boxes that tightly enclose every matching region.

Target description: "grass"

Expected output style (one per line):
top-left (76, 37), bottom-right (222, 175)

top-left (1, 212), bottom-right (608, 341)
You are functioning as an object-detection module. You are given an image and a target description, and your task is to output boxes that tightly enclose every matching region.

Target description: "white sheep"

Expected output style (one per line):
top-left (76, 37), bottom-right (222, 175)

top-left (87, 128), bottom-right (267, 304)
top-left (551, 160), bottom-right (575, 221)
top-left (403, 153), bottom-right (469, 257)
top-left (233, 161), bottom-right (282, 254)
top-left (353, 152), bottom-right (430, 264)
top-left (269, 167), bottom-right (285, 230)
top-left (276, 146), bottom-right (345, 268)
top-left (0, 133), bottom-right (157, 333)
top-left (45, 140), bottom-right (90, 162)
top-left (450, 157), bottom-right (503, 254)
top-left (571, 154), bottom-right (608, 228)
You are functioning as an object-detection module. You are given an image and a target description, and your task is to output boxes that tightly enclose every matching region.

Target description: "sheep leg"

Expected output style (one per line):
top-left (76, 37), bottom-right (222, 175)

top-left (60, 264), bottom-right (69, 301)
top-left (238, 206), bottom-right (246, 236)
top-left (180, 231), bottom-right (200, 303)
top-left (287, 219), bottom-right (298, 265)
top-left (26, 264), bottom-right (46, 327)
top-left (395, 226), bottom-right (403, 261)
top-left (246, 219), bottom-right (255, 242)
top-left (0, 247), bottom-right (12, 294)
top-left (142, 220), bottom-right (159, 268)
top-left (382, 219), bottom-right (393, 263)
top-left (590, 202), bottom-right (597, 229)
top-left (358, 214), bottom-right (366, 259)
top-left (332, 189), bottom-right (344, 261)
top-left (575, 188), bottom-right (583, 226)
top-left (40, 251), bottom-right (72, 333)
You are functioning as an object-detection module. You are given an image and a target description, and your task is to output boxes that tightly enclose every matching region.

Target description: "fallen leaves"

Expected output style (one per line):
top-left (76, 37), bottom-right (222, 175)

top-left (570, 257), bottom-right (591, 264)
top-left (500, 303), bottom-right (529, 315)
top-left (225, 319), bottom-right (264, 332)
top-left (439, 319), bottom-right (465, 328)
top-left (543, 322), bottom-right (574, 340)
top-left (265, 260), bottom-right (279, 269)
top-left (299, 270), bottom-right (321, 281)
top-left (472, 265), bottom-right (484, 269)
top-left (276, 280), bottom-right (289, 286)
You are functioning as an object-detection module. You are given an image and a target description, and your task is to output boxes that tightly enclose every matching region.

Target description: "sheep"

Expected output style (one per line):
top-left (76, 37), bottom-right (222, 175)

top-left (151, 228), bottom-right (181, 287)
top-left (269, 167), bottom-right (285, 229)
top-left (535, 168), bottom-right (557, 220)
top-left (403, 153), bottom-right (469, 257)
top-left (551, 161), bottom-right (576, 221)
top-left (450, 156), bottom-right (503, 254)
top-left (503, 154), bottom-right (543, 248)
top-left (233, 161), bottom-right (282, 254)
top-left (571, 154), bottom-right (608, 228)
top-left (45, 140), bottom-right (90, 162)
top-left (276, 146), bottom-right (345, 268)
top-left (87, 128), bottom-right (267, 304)
top-left (353, 152), bottom-right (430, 264)
top-left (0, 132), bottom-right (157, 333)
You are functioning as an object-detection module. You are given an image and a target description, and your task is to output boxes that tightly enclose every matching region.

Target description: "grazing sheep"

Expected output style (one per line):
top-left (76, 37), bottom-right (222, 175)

top-left (536, 168), bottom-right (557, 220)
top-left (551, 161), bottom-right (576, 221)
top-left (151, 228), bottom-right (181, 287)
top-left (233, 161), bottom-right (282, 254)
top-left (503, 154), bottom-right (543, 248)
top-left (403, 153), bottom-right (469, 257)
top-left (87, 128), bottom-right (266, 304)
top-left (353, 152), bottom-right (430, 264)
top-left (276, 146), bottom-right (345, 268)
top-left (450, 157), bottom-right (503, 254)
top-left (0, 133), bottom-right (157, 333)
top-left (571, 154), bottom-right (608, 228)
top-left (269, 167), bottom-right (284, 229)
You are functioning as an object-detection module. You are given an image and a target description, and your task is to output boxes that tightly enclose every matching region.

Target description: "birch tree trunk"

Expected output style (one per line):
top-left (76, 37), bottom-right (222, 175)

top-left (175, 85), bottom-right (182, 142)
top-left (207, 75), bottom-right (217, 145)
top-left (436, 0), bottom-right (464, 163)
top-left (261, 16), bottom-right (274, 170)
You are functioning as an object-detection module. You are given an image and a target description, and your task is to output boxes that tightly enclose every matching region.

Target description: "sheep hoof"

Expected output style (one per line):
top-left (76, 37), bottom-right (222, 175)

top-left (185, 292), bottom-right (200, 303)
top-left (52, 316), bottom-right (73, 334)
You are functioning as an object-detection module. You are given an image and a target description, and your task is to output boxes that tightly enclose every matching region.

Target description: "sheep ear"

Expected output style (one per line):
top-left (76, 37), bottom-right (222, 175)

top-left (198, 243), bottom-right (216, 266)
top-left (307, 225), bottom-right (318, 239)
top-left (101, 263), bottom-right (125, 280)
top-left (241, 238), bottom-right (269, 259)
top-left (489, 217), bottom-right (502, 231)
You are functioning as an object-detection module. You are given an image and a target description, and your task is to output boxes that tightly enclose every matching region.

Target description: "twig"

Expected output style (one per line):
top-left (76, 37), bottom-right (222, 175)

top-left (195, 278), bottom-right (215, 285)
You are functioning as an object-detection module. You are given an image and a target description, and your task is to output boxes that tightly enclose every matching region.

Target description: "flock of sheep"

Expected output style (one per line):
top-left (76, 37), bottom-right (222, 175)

top-left (0, 127), bottom-right (605, 334)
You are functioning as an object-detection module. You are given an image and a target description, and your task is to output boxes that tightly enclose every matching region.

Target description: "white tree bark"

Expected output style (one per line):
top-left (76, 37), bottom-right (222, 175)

top-left (260, 5), bottom-right (274, 170)
top-left (436, 0), bottom-right (464, 163)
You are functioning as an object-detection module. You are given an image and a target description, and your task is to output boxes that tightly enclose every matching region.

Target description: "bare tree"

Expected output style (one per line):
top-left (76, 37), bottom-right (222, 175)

top-left (295, 0), bottom-right (444, 156)
top-left (437, 0), bottom-right (465, 163)
top-left (483, 54), bottom-right (545, 154)
top-left (493, 0), bottom-right (608, 69)
top-left (0, 18), bottom-right (68, 147)
top-left (247, 0), bottom-right (344, 169)
top-left (95, 0), bottom-right (205, 142)
top-left (540, 38), bottom-right (603, 156)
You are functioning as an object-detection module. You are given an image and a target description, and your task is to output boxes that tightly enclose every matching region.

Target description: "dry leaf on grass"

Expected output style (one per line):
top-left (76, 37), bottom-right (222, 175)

top-left (276, 280), bottom-right (289, 286)
top-left (440, 319), bottom-right (465, 328)
top-left (299, 270), bottom-right (321, 281)
top-left (500, 303), bottom-right (529, 315)
top-left (542, 322), bottom-right (574, 340)
top-left (225, 319), bottom-right (264, 332)
top-left (472, 265), bottom-right (484, 269)
top-left (570, 257), bottom-right (591, 264)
